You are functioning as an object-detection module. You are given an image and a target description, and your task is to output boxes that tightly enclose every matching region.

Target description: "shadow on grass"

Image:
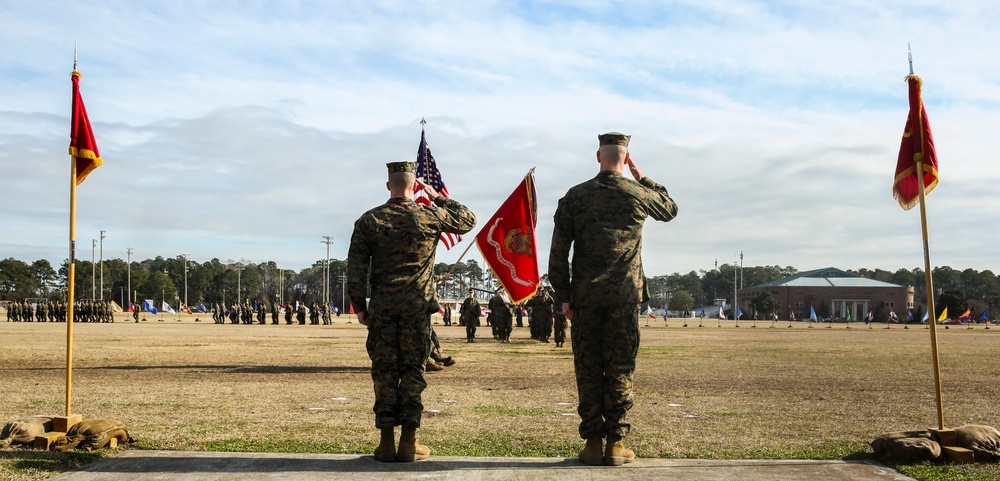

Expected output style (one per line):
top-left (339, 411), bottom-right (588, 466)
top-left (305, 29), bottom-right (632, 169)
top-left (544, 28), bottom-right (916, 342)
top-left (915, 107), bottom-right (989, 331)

top-left (889, 461), bottom-right (1000, 481)
top-left (13, 365), bottom-right (370, 374)
top-left (0, 449), bottom-right (105, 475)
top-left (842, 450), bottom-right (875, 461)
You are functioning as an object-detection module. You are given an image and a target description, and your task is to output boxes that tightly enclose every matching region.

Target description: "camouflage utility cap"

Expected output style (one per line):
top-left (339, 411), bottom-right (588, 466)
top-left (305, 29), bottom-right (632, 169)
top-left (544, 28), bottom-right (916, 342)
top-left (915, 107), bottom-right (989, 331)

top-left (598, 132), bottom-right (630, 147)
top-left (386, 161), bottom-right (418, 174)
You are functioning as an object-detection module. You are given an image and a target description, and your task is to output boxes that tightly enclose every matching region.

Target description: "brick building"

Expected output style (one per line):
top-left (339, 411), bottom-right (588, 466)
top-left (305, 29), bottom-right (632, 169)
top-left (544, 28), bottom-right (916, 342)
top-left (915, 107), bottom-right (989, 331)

top-left (738, 267), bottom-right (914, 321)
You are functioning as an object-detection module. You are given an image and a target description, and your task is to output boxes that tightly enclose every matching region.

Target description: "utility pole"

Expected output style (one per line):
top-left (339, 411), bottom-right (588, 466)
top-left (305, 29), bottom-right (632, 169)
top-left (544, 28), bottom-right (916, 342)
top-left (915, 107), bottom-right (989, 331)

top-left (321, 236), bottom-right (334, 308)
top-left (99, 230), bottom-right (106, 299)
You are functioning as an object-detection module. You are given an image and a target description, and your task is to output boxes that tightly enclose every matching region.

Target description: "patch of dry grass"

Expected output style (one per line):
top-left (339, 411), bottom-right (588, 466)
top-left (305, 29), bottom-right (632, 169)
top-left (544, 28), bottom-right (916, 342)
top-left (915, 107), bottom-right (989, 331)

top-left (2, 316), bottom-right (999, 480)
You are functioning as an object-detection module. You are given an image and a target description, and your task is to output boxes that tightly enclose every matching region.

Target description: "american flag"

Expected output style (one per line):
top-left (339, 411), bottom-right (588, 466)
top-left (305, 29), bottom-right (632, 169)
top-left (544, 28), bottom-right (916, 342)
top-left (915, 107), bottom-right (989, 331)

top-left (414, 128), bottom-right (461, 249)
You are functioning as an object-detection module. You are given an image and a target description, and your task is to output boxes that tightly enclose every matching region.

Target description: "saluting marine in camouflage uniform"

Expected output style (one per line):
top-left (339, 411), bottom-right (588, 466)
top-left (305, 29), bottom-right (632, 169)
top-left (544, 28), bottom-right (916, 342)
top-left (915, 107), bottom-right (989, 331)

top-left (549, 132), bottom-right (678, 466)
top-left (348, 161), bottom-right (476, 463)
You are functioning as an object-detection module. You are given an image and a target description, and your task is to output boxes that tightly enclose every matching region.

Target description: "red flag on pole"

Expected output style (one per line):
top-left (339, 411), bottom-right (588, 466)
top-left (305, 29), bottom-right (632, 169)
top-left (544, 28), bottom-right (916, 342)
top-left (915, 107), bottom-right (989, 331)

top-left (69, 71), bottom-right (103, 185)
top-left (892, 75), bottom-right (938, 211)
top-left (475, 172), bottom-right (540, 305)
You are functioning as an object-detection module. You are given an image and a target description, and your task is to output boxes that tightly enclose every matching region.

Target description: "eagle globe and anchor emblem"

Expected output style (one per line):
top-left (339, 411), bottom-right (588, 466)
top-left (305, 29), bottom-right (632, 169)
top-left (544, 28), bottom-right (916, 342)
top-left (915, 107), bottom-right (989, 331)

top-left (487, 219), bottom-right (534, 287)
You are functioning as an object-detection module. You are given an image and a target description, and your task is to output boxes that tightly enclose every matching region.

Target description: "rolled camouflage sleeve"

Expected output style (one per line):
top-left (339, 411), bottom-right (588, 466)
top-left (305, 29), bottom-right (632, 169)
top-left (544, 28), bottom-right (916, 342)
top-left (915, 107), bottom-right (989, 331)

top-left (346, 216), bottom-right (372, 313)
top-left (638, 176), bottom-right (678, 222)
top-left (433, 196), bottom-right (477, 235)
top-left (548, 195), bottom-right (574, 304)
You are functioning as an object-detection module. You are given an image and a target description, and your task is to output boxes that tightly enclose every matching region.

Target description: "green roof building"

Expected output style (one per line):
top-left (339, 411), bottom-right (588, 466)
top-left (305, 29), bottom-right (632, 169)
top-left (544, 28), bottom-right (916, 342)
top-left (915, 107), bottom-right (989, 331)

top-left (738, 267), bottom-right (914, 322)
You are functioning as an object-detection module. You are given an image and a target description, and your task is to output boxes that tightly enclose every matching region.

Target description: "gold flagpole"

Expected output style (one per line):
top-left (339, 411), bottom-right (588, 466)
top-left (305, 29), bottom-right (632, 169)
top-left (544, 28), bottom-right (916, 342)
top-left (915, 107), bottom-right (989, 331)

top-left (916, 159), bottom-right (944, 432)
top-left (909, 45), bottom-right (944, 430)
top-left (65, 48), bottom-right (81, 419)
top-left (66, 156), bottom-right (77, 418)
top-left (916, 157), bottom-right (943, 430)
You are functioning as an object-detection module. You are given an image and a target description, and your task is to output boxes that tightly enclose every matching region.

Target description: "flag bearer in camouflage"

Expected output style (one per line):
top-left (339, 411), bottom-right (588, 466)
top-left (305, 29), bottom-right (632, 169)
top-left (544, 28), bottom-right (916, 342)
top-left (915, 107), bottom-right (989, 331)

top-left (348, 161), bottom-right (476, 463)
top-left (549, 132), bottom-right (678, 466)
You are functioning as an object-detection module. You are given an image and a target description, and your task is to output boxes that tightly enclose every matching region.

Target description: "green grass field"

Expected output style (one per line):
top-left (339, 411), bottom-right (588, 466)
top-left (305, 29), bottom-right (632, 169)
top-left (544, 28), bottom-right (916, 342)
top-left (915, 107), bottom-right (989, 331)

top-left (1, 315), bottom-right (998, 480)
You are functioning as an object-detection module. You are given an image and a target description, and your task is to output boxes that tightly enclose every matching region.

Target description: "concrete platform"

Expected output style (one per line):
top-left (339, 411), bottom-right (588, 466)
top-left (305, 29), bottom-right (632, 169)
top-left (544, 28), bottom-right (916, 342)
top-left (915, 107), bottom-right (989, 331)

top-left (48, 451), bottom-right (916, 481)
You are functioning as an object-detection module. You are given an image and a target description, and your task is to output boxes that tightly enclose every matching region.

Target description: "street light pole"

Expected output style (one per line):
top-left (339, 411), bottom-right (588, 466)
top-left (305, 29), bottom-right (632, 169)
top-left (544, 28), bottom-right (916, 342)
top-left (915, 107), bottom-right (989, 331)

top-left (127, 248), bottom-right (134, 308)
top-left (235, 262), bottom-right (244, 305)
top-left (182, 254), bottom-right (190, 311)
top-left (99, 230), bottom-right (106, 300)
top-left (321, 236), bottom-right (333, 308)
top-left (163, 269), bottom-right (168, 307)
top-left (340, 274), bottom-right (346, 314)
top-left (734, 259), bottom-right (739, 327)
top-left (91, 239), bottom-right (96, 299)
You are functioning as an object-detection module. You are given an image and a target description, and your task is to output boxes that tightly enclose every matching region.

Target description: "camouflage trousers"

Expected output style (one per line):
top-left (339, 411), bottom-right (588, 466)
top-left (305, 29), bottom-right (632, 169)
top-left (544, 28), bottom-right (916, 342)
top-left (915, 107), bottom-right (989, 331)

top-left (365, 309), bottom-right (432, 429)
top-left (571, 303), bottom-right (640, 440)
top-left (553, 317), bottom-right (567, 344)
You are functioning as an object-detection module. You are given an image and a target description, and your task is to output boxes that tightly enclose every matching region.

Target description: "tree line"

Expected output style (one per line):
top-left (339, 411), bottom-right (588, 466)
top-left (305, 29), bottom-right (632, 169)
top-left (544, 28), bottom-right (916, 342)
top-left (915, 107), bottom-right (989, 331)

top-left (2, 257), bottom-right (997, 317)
top-left (0, 255), bottom-right (504, 308)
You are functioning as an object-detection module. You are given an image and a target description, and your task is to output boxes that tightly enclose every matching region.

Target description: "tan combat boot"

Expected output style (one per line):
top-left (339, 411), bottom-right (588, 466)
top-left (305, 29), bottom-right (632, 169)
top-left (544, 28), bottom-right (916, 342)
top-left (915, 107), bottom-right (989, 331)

top-left (397, 427), bottom-right (431, 462)
top-left (373, 427), bottom-right (396, 462)
top-left (578, 436), bottom-right (603, 466)
top-left (425, 361), bottom-right (444, 372)
top-left (603, 436), bottom-right (635, 466)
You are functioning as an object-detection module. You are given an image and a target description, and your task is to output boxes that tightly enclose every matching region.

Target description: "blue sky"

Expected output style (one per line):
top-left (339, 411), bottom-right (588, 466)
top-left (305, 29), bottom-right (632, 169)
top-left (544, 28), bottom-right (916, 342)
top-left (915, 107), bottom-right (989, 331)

top-left (1, 1), bottom-right (999, 277)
